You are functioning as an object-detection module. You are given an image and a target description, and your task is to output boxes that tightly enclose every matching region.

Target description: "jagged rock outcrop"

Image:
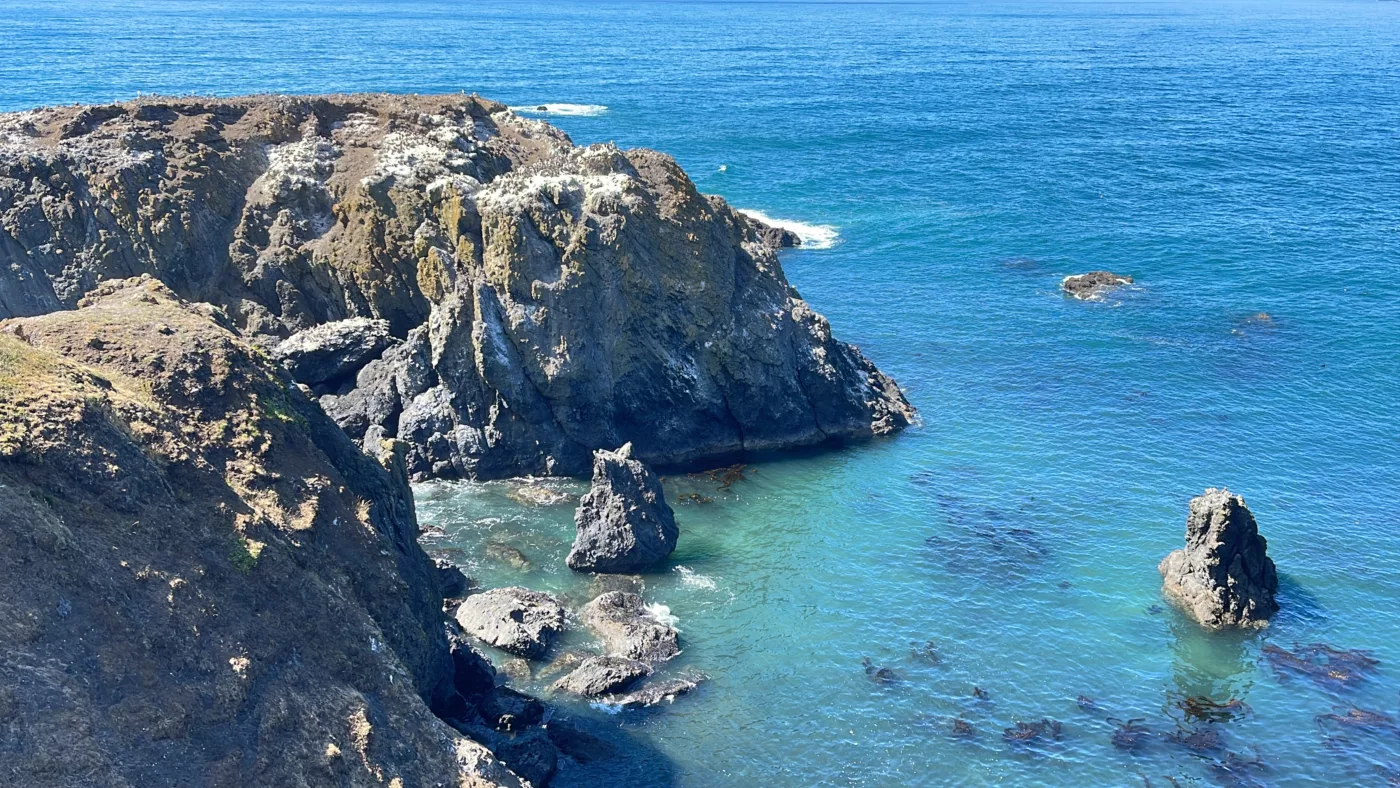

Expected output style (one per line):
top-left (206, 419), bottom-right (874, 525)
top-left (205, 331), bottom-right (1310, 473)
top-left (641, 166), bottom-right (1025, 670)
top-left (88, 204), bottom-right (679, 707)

top-left (580, 591), bottom-right (680, 664)
top-left (1159, 488), bottom-right (1279, 629)
top-left (0, 93), bottom-right (915, 480)
top-left (567, 443), bottom-right (678, 573)
top-left (1062, 271), bottom-right (1133, 300)
top-left (272, 317), bottom-right (394, 387)
top-left (455, 587), bottom-right (567, 659)
top-left (0, 277), bottom-right (524, 787)
top-left (552, 656), bottom-right (652, 697)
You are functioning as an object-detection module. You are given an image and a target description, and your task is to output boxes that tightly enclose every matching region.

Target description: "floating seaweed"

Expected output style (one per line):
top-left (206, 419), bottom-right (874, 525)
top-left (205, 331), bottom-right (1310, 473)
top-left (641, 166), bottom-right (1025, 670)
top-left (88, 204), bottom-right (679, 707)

top-left (1262, 643), bottom-right (1378, 689)
top-left (1076, 695), bottom-right (1099, 713)
top-left (861, 657), bottom-right (900, 685)
top-left (1208, 748), bottom-right (1269, 788)
top-left (1108, 718), bottom-right (1151, 751)
top-left (676, 492), bottom-right (713, 505)
top-left (1315, 706), bottom-right (1396, 733)
top-left (1166, 723), bottom-right (1224, 753)
top-left (1003, 718), bottom-right (1062, 744)
top-left (689, 464), bottom-right (749, 491)
top-left (1177, 696), bottom-right (1251, 723)
top-left (950, 716), bottom-right (976, 738)
top-left (910, 640), bottom-right (942, 665)
top-left (972, 686), bottom-right (991, 700)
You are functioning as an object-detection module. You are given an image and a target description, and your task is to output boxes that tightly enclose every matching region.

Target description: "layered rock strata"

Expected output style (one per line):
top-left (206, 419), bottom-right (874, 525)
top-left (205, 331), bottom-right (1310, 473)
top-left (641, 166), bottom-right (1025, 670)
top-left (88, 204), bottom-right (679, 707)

top-left (0, 93), bottom-right (915, 480)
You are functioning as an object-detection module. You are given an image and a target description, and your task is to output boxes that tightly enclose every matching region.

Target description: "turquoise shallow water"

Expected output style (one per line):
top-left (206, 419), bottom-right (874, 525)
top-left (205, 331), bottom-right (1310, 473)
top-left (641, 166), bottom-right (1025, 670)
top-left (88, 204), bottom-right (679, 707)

top-left (6, 0), bottom-right (1400, 784)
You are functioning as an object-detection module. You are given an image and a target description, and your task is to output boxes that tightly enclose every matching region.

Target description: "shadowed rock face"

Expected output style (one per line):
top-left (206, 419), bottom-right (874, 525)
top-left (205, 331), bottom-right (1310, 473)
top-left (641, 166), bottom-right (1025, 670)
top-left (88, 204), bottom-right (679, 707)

top-left (567, 443), bottom-right (678, 573)
top-left (0, 277), bottom-right (523, 787)
top-left (0, 93), bottom-right (915, 480)
top-left (1160, 488), bottom-right (1279, 629)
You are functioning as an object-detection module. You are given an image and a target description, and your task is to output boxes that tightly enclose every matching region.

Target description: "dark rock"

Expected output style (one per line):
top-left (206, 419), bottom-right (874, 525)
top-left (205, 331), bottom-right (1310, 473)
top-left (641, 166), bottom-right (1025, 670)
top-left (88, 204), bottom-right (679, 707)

top-left (477, 686), bottom-right (546, 732)
top-left (1061, 271), bottom-right (1133, 300)
top-left (580, 591), bottom-right (680, 664)
top-left (455, 587), bottom-right (567, 659)
top-left (436, 557), bottom-right (470, 599)
top-left (742, 213), bottom-right (802, 250)
top-left (553, 656), bottom-right (652, 697)
top-left (567, 444), bottom-right (678, 573)
top-left (1159, 488), bottom-right (1278, 629)
top-left (450, 634), bottom-right (499, 703)
top-left (611, 675), bottom-right (703, 708)
top-left (546, 721), bottom-right (618, 763)
top-left (272, 317), bottom-right (395, 386)
top-left (493, 729), bottom-right (559, 787)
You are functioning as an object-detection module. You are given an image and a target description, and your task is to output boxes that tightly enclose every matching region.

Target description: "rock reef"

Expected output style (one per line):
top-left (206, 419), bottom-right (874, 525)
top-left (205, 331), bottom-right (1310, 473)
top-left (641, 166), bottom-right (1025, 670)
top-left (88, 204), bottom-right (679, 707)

top-left (1159, 488), bottom-right (1279, 629)
top-left (580, 591), bottom-right (681, 664)
top-left (0, 93), bottom-right (915, 481)
top-left (567, 443), bottom-right (678, 573)
top-left (0, 277), bottom-right (524, 787)
top-left (1062, 271), bottom-right (1133, 300)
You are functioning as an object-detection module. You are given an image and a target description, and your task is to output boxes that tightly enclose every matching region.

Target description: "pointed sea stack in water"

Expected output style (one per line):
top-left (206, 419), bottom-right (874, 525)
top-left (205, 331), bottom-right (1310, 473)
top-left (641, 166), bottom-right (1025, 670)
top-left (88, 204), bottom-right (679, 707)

top-left (1159, 488), bottom-right (1279, 629)
top-left (567, 443), bottom-right (679, 573)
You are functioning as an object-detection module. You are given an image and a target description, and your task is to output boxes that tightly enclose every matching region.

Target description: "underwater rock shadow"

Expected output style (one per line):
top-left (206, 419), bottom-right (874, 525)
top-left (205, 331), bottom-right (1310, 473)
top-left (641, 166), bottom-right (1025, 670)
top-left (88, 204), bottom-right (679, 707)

top-left (548, 709), bottom-right (681, 788)
top-left (914, 483), bottom-right (1055, 585)
top-left (1268, 572), bottom-right (1329, 628)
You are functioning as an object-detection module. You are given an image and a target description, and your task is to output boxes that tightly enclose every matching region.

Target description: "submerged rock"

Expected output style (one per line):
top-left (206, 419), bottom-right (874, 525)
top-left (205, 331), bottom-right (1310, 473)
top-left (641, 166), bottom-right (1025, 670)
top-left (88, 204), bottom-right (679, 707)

top-left (611, 675), bottom-right (704, 708)
top-left (0, 93), bottom-right (914, 481)
top-left (552, 655), bottom-right (652, 697)
top-left (272, 317), bottom-right (394, 387)
top-left (455, 587), bottom-right (567, 658)
top-left (0, 277), bottom-right (523, 787)
top-left (1062, 271), bottom-right (1133, 300)
top-left (567, 444), bottom-right (678, 573)
top-left (580, 591), bottom-right (680, 663)
top-left (1159, 488), bottom-right (1279, 629)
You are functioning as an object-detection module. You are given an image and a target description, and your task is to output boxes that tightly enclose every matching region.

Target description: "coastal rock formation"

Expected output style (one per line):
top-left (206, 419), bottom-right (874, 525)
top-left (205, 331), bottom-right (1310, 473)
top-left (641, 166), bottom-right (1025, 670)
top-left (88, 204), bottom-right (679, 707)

top-left (0, 93), bottom-right (915, 480)
top-left (553, 655), bottom-right (652, 697)
top-left (1159, 488), bottom-right (1279, 629)
top-left (1062, 271), bottom-right (1133, 300)
top-left (580, 591), bottom-right (680, 663)
top-left (567, 443), bottom-right (678, 573)
top-left (455, 586), bottom-right (567, 658)
top-left (613, 675), bottom-right (704, 708)
top-left (272, 317), bottom-right (394, 387)
top-left (0, 277), bottom-right (523, 787)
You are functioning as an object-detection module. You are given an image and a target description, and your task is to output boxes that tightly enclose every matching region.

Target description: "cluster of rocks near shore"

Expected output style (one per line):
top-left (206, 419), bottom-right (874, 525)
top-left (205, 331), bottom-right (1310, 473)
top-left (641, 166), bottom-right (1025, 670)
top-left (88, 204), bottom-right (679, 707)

top-left (0, 92), bottom-right (916, 787)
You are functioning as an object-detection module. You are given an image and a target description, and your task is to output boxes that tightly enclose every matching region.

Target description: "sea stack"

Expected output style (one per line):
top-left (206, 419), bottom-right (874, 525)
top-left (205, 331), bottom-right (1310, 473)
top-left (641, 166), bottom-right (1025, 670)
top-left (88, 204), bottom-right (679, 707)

top-left (566, 444), bottom-right (679, 573)
top-left (1159, 488), bottom-right (1279, 629)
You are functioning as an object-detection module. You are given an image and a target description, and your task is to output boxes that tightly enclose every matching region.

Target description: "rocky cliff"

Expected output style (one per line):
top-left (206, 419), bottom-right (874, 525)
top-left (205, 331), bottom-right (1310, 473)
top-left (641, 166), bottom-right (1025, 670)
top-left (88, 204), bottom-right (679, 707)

top-left (0, 93), bottom-right (915, 480)
top-left (0, 277), bottom-right (523, 787)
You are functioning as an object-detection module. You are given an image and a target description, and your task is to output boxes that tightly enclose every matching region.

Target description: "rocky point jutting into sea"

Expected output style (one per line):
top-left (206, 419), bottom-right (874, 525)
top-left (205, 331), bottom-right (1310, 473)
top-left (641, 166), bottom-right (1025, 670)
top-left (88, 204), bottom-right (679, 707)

top-left (0, 94), bottom-right (914, 787)
top-left (0, 93), bottom-right (915, 481)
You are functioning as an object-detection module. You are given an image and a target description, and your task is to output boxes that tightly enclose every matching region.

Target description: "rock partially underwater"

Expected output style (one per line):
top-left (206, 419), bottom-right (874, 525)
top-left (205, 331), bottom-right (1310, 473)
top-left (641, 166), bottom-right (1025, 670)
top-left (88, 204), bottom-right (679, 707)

top-left (0, 277), bottom-right (525, 787)
top-left (1062, 271), bottom-right (1133, 300)
top-left (567, 443), bottom-right (678, 573)
top-left (0, 93), bottom-right (915, 481)
top-left (1160, 488), bottom-right (1279, 629)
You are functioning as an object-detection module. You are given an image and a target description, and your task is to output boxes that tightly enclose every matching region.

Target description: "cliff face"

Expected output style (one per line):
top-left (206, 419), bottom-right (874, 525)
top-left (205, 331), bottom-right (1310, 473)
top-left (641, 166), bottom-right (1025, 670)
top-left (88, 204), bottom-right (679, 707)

top-left (0, 94), bottom-right (915, 480)
top-left (0, 277), bottom-right (523, 787)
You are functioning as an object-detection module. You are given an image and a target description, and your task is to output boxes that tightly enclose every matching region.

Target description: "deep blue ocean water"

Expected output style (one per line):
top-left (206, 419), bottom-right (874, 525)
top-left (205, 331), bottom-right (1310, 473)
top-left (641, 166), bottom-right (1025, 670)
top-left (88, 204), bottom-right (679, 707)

top-left (6, 1), bottom-right (1400, 784)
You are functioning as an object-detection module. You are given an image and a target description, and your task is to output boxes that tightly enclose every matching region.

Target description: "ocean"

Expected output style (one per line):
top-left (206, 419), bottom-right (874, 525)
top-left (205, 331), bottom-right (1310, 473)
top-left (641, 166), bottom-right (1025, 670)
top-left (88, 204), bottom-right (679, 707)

top-left (5, 0), bottom-right (1399, 784)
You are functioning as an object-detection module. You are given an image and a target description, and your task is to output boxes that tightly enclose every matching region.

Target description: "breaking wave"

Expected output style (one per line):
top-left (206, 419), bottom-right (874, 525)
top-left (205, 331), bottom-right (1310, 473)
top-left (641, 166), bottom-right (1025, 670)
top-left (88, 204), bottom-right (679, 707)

top-left (735, 208), bottom-right (839, 250)
top-left (509, 103), bottom-right (608, 117)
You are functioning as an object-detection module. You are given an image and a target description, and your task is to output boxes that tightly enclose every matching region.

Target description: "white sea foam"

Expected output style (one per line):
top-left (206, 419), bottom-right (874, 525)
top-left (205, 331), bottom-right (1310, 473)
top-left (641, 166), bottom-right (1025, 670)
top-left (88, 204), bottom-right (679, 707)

top-left (644, 602), bottom-right (681, 630)
top-left (735, 209), bottom-right (839, 250)
top-left (674, 565), bottom-right (717, 591)
top-left (509, 103), bottom-right (608, 117)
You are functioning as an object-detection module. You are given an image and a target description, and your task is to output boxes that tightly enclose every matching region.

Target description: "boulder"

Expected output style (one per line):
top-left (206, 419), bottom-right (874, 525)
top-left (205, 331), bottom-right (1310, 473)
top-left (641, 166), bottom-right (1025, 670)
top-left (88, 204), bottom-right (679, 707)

top-left (1159, 488), bottom-right (1279, 629)
top-left (435, 557), bottom-right (470, 599)
top-left (566, 444), bottom-right (679, 573)
top-left (553, 656), bottom-right (652, 697)
top-left (1062, 271), bottom-right (1133, 300)
top-left (273, 317), bottom-right (394, 386)
top-left (612, 675), bottom-right (703, 708)
top-left (580, 591), bottom-right (680, 664)
top-left (455, 587), bottom-right (567, 659)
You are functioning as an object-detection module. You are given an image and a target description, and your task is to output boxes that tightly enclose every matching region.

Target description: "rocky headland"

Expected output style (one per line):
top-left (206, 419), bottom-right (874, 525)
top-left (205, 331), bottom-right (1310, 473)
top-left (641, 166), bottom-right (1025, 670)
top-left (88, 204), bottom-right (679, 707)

top-left (0, 93), bottom-right (915, 481)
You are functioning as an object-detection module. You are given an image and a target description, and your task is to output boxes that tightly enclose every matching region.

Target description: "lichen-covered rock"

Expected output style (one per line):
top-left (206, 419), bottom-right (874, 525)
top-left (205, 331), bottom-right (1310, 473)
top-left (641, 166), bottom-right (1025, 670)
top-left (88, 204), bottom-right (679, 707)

top-left (0, 93), bottom-right (915, 481)
top-left (456, 587), bottom-right (567, 659)
top-left (1062, 271), bottom-right (1133, 300)
top-left (0, 276), bottom-right (523, 787)
top-left (580, 591), bottom-right (679, 664)
top-left (552, 656), bottom-right (652, 697)
top-left (1159, 488), bottom-right (1279, 629)
top-left (272, 317), bottom-right (394, 387)
top-left (567, 443), bottom-right (678, 573)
